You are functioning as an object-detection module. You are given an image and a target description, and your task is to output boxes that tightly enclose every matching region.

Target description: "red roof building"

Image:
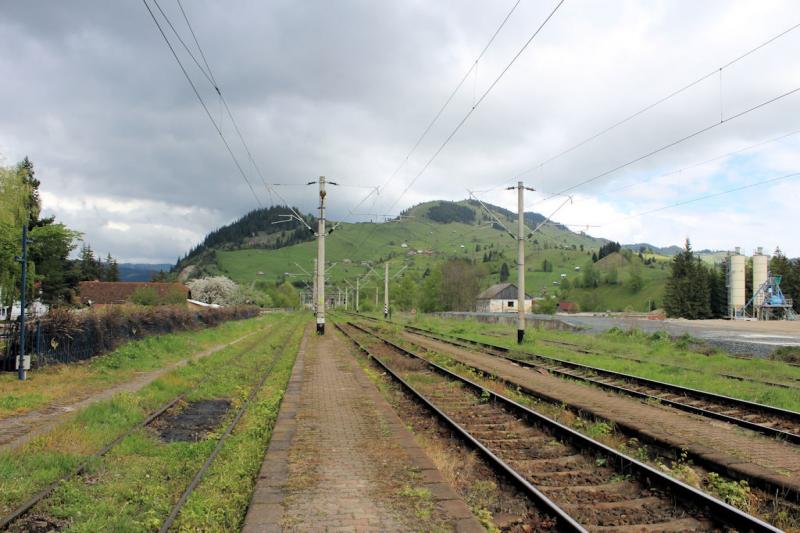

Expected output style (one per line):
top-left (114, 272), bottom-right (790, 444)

top-left (78, 281), bottom-right (189, 305)
top-left (557, 301), bottom-right (578, 313)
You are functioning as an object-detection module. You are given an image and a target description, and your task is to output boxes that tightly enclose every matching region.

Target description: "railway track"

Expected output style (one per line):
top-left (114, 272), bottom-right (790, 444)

top-left (337, 320), bottom-right (779, 532)
top-left (0, 323), bottom-right (299, 532)
top-left (349, 313), bottom-right (800, 446)
top-left (352, 313), bottom-right (800, 389)
top-left (536, 338), bottom-right (800, 390)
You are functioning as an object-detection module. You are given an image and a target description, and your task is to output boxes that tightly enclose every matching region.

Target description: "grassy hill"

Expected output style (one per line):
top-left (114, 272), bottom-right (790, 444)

top-left (180, 199), bottom-right (673, 311)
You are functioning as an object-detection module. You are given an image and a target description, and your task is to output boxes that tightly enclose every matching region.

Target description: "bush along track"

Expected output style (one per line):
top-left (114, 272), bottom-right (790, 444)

top-left (339, 320), bottom-right (784, 532)
top-left (0, 313), bottom-right (304, 532)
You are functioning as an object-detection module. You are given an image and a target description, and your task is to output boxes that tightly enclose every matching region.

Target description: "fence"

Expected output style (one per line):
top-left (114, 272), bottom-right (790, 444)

top-left (1, 305), bottom-right (260, 371)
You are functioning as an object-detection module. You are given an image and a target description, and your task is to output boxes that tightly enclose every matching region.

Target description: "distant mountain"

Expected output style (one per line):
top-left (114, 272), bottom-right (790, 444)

top-left (118, 263), bottom-right (172, 282)
top-left (623, 243), bottom-right (683, 256)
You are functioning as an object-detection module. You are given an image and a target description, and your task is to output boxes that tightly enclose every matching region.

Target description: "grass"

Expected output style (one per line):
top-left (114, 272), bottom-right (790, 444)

top-left (0, 312), bottom-right (304, 530)
top-left (405, 315), bottom-right (800, 412)
top-left (0, 315), bottom-right (271, 419)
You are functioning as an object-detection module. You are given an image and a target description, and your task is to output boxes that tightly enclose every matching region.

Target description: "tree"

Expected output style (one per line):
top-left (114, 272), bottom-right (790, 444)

top-left (427, 202), bottom-right (475, 224)
top-left (19, 157), bottom-right (42, 227)
top-left (78, 244), bottom-right (101, 281)
top-left (187, 276), bottom-right (243, 305)
top-left (393, 275), bottom-right (417, 311)
top-left (418, 267), bottom-right (443, 312)
top-left (440, 259), bottom-right (481, 311)
top-left (598, 241), bottom-right (622, 261)
top-left (663, 239), bottom-right (711, 319)
top-left (102, 253), bottom-right (120, 282)
top-left (581, 261), bottom-right (599, 288)
top-left (628, 259), bottom-right (644, 294)
top-left (499, 262), bottom-right (510, 282)
top-left (29, 223), bottom-right (81, 303)
top-left (708, 265), bottom-right (728, 318)
top-left (771, 250), bottom-right (800, 313)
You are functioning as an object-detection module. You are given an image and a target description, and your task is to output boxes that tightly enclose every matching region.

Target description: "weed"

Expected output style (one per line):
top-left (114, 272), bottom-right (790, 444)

top-left (479, 389), bottom-right (491, 404)
top-left (398, 485), bottom-right (434, 520)
top-left (585, 421), bottom-right (613, 440)
top-left (771, 346), bottom-right (800, 364)
top-left (705, 472), bottom-right (753, 510)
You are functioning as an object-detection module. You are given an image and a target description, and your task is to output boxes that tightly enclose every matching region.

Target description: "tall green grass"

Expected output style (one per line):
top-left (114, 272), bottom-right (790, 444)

top-left (0, 313), bottom-right (301, 526)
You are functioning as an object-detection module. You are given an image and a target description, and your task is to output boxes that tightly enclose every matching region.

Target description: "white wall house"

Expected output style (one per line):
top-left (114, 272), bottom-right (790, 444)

top-left (475, 283), bottom-right (533, 313)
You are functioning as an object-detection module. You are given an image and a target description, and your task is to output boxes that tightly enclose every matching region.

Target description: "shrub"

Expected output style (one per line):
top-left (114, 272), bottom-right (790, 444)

top-left (187, 276), bottom-right (243, 305)
top-left (770, 346), bottom-right (800, 364)
top-left (4, 305), bottom-right (260, 369)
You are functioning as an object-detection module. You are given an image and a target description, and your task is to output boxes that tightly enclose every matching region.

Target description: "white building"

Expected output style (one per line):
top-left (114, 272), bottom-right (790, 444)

top-left (475, 283), bottom-right (533, 313)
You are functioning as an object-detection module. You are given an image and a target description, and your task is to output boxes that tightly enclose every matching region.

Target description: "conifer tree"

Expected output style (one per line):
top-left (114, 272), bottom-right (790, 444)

top-left (499, 262), bottom-right (510, 282)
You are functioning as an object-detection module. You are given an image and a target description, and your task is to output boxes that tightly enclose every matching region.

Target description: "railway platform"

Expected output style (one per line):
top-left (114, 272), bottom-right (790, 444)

top-left (243, 327), bottom-right (482, 532)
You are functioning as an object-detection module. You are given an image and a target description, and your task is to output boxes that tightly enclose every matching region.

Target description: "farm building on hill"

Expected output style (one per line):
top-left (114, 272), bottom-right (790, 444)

top-left (78, 281), bottom-right (190, 306)
top-left (475, 283), bottom-right (533, 313)
top-left (558, 301), bottom-right (579, 313)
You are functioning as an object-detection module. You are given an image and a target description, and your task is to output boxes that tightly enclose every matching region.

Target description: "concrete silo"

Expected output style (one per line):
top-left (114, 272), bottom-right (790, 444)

top-left (728, 247), bottom-right (745, 318)
top-left (752, 247), bottom-right (769, 310)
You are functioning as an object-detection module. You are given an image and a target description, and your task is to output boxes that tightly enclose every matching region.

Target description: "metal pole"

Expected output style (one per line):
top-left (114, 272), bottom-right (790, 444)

top-left (17, 224), bottom-right (28, 380)
top-left (312, 259), bottom-right (318, 315)
top-left (356, 278), bottom-right (360, 312)
top-left (316, 176), bottom-right (326, 334)
top-left (345, 286), bottom-right (348, 310)
top-left (384, 262), bottom-right (389, 319)
top-left (517, 181), bottom-right (525, 344)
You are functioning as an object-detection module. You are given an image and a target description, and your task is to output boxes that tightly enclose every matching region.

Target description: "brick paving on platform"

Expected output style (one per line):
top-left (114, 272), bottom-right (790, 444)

top-left (243, 326), bottom-right (483, 532)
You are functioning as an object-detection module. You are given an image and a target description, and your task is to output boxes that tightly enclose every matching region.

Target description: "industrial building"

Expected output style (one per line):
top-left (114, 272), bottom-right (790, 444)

top-left (728, 247), bottom-right (796, 320)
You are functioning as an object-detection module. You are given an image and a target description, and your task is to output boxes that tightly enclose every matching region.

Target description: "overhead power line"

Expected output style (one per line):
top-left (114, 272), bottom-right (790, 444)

top-left (550, 84), bottom-right (800, 197)
top-left (150, 0), bottom-right (314, 231)
top-left (599, 171), bottom-right (800, 226)
top-left (176, 0), bottom-right (217, 87)
top-left (539, 126), bottom-right (800, 213)
top-left (141, 0), bottom-right (264, 208)
top-left (381, 0), bottom-right (566, 217)
top-left (333, 0), bottom-right (525, 234)
top-left (375, 0), bottom-right (524, 198)
top-left (491, 21), bottom-right (800, 190)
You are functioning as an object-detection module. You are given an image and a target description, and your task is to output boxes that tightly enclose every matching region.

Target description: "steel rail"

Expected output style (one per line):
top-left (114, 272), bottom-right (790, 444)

top-left (334, 321), bottom-right (586, 532)
top-left (537, 338), bottom-right (800, 390)
top-left (0, 327), bottom-right (271, 531)
top-left (339, 320), bottom-right (780, 533)
top-left (347, 313), bottom-right (800, 500)
top-left (401, 323), bottom-right (800, 445)
top-left (159, 322), bottom-right (302, 532)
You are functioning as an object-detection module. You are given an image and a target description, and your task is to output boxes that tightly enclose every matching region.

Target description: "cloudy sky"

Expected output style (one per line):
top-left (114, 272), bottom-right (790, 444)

top-left (1, 0), bottom-right (798, 262)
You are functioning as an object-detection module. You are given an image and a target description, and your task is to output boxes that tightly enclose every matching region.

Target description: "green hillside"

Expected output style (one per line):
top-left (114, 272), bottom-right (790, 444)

top-left (181, 200), bottom-right (672, 312)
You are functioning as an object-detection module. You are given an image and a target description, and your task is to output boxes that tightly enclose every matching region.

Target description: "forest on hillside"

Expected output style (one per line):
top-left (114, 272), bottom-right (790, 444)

top-left (177, 206), bottom-right (316, 269)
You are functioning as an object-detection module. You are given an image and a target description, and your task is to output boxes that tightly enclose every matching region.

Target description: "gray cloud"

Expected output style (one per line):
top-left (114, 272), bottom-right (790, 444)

top-left (1, 0), bottom-right (798, 261)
